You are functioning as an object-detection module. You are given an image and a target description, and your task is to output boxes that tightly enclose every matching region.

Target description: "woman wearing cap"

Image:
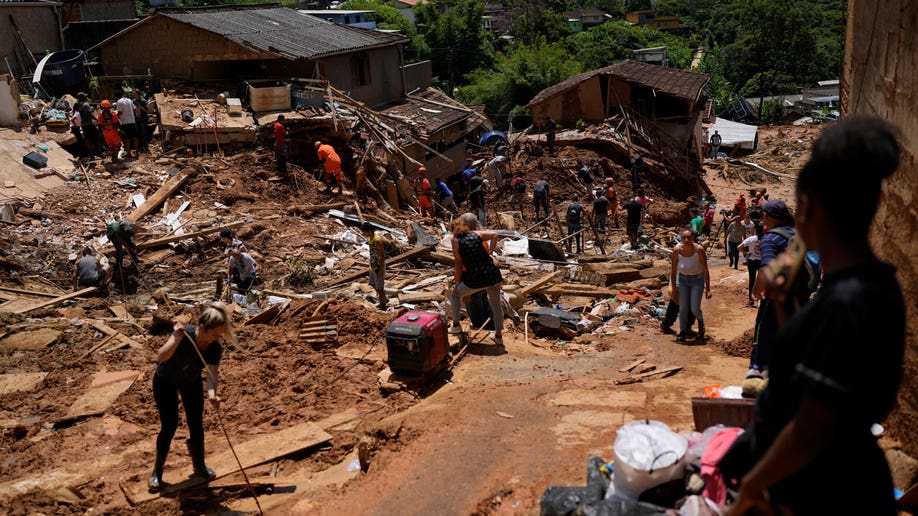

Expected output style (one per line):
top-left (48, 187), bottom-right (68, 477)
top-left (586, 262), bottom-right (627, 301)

top-left (448, 213), bottom-right (504, 345)
top-left (723, 117), bottom-right (905, 515)
top-left (748, 198), bottom-right (796, 376)
top-left (149, 305), bottom-right (233, 492)
top-left (97, 99), bottom-right (122, 160)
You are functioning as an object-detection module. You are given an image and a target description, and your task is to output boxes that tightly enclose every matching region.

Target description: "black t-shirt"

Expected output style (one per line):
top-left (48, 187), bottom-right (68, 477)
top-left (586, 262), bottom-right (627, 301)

top-left (593, 196), bottom-right (610, 213)
top-left (532, 180), bottom-right (549, 195)
top-left (624, 200), bottom-right (643, 226)
top-left (155, 324), bottom-right (223, 387)
top-left (566, 202), bottom-right (583, 223)
top-left (752, 262), bottom-right (903, 512)
top-left (577, 166), bottom-right (594, 184)
top-left (469, 188), bottom-right (485, 210)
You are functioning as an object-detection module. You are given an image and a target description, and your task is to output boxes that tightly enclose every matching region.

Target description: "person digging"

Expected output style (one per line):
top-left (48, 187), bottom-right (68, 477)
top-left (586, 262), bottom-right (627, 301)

top-left (148, 305), bottom-right (233, 492)
top-left (361, 222), bottom-right (388, 310)
top-left (106, 220), bottom-right (140, 268)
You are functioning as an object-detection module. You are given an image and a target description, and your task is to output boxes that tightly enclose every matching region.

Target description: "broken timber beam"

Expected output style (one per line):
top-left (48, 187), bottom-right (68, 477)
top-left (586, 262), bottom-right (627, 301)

top-left (13, 287), bottom-right (98, 314)
top-left (614, 366), bottom-right (683, 385)
top-left (125, 167), bottom-right (197, 222)
top-left (135, 220), bottom-right (245, 251)
top-left (535, 284), bottom-right (618, 298)
top-left (287, 203), bottom-right (346, 215)
top-left (85, 320), bottom-right (143, 349)
top-left (519, 272), bottom-right (561, 297)
top-left (0, 286), bottom-right (64, 298)
top-left (322, 246), bottom-right (430, 287)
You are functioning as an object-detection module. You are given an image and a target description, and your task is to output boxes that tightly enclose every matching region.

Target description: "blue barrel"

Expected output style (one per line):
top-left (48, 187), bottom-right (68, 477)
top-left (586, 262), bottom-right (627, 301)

top-left (38, 49), bottom-right (85, 96)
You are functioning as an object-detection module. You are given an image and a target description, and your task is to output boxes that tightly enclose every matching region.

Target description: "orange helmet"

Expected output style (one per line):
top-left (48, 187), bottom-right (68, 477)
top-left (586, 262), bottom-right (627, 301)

top-left (100, 99), bottom-right (112, 108)
top-left (604, 177), bottom-right (614, 185)
top-left (418, 167), bottom-right (426, 174)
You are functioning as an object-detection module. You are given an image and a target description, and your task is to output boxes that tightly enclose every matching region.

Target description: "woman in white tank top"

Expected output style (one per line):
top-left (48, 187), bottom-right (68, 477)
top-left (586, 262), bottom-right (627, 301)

top-left (670, 230), bottom-right (712, 341)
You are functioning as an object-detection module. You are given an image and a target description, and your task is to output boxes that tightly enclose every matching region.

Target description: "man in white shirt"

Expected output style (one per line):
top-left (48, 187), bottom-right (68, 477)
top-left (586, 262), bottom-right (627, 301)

top-left (115, 91), bottom-right (139, 157)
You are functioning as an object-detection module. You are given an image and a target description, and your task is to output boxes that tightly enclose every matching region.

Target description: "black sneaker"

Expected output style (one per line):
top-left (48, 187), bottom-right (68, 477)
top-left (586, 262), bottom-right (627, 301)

top-left (675, 334), bottom-right (687, 343)
top-left (660, 324), bottom-right (675, 335)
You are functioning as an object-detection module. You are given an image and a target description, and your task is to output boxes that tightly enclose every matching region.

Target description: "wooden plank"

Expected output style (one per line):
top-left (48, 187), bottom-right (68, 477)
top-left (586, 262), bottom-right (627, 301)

top-left (397, 291), bottom-right (441, 304)
top-left (130, 422), bottom-right (333, 504)
top-left (0, 328), bottom-right (62, 350)
top-left (322, 246), bottom-right (429, 287)
top-left (0, 286), bottom-right (63, 298)
top-left (109, 305), bottom-right (134, 321)
top-left (0, 372), bottom-right (49, 395)
top-left (536, 285), bottom-right (618, 298)
top-left (86, 320), bottom-right (143, 349)
top-left (135, 220), bottom-right (245, 251)
top-left (618, 358), bottom-right (646, 373)
top-left (243, 304), bottom-right (281, 326)
top-left (286, 203), bottom-right (347, 215)
top-left (614, 366), bottom-right (683, 385)
top-left (519, 272), bottom-right (561, 297)
top-left (61, 370), bottom-right (142, 421)
top-left (125, 167), bottom-right (196, 223)
top-left (12, 287), bottom-right (98, 315)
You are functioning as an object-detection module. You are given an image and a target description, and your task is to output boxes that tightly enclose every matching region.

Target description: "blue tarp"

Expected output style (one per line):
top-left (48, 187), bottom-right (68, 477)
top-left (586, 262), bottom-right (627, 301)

top-left (478, 130), bottom-right (507, 147)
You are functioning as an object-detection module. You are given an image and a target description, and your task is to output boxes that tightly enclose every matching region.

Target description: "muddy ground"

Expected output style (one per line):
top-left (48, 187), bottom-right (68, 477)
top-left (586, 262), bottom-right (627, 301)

top-left (1, 121), bottom-right (878, 515)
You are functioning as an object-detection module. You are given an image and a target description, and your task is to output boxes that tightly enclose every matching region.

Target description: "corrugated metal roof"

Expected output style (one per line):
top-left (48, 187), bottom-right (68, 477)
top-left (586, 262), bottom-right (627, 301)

top-left (381, 87), bottom-right (472, 136)
top-left (527, 60), bottom-right (709, 108)
top-left (155, 5), bottom-right (403, 60)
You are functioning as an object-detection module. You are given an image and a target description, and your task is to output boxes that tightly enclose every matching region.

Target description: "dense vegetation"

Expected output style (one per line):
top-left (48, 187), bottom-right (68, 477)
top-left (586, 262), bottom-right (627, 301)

top-left (383, 0), bottom-right (844, 127)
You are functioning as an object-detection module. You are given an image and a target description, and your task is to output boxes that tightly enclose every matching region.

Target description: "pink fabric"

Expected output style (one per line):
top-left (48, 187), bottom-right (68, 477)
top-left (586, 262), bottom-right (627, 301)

top-left (701, 427), bottom-right (744, 505)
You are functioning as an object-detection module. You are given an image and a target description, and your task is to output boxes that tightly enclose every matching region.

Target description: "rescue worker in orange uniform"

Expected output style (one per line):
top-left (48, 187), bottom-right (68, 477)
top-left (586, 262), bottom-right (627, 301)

top-left (315, 141), bottom-right (343, 195)
top-left (414, 167), bottom-right (433, 218)
top-left (604, 177), bottom-right (619, 227)
top-left (734, 193), bottom-right (747, 219)
top-left (98, 100), bottom-right (122, 160)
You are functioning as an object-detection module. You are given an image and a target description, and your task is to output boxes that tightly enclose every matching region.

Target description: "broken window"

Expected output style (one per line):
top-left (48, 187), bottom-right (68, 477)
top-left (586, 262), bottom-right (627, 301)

top-left (351, 54), bottom-right (371, 87)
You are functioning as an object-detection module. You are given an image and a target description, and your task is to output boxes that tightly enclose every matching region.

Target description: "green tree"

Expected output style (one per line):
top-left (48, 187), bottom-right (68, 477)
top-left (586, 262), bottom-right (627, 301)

top-left (697, 46), bottom-right (736, 117)
top-left (457, 37), bottom-right (581, 128)
top-left (569, 21), bottom-right (693, 71)
top-left (414, 0), bottom-right (493, 90)
top-left (342, 0), bottom-right (428, 58)
top-left (504, 0), bottom-right (571, 45)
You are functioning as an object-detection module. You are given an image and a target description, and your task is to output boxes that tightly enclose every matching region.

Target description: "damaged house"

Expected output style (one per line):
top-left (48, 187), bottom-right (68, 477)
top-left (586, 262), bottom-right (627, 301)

top-left (89, 4), bottom-right (408, 108)
top-left (526, 60), bottom-right (710, 186)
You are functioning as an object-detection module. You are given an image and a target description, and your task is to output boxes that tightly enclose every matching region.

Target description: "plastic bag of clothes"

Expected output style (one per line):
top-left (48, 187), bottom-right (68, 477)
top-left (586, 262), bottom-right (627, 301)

top-left (611, 420), bottom-right (688, 500)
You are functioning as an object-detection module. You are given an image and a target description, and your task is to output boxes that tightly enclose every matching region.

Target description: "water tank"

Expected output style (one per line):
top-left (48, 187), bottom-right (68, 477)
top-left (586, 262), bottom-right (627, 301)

top-left (33, 50), bottom-right (85, 97)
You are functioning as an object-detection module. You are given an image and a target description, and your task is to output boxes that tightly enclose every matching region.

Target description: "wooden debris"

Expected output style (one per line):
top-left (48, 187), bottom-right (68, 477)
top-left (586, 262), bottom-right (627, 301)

top-left (519, 271), bottom-right (561, 297)
top-left (86, 320), bottom-right (143, 350)
top-left (135, 220), bottom-right (245, 251)
top-left (298, 318), bottom-right (338, 346)
top-left (618, 358), bottom-right (646, 373)
top-left (59, 370), bottom-right (142, 423)
top-left (125, 167), bottom-right (196, 222)
top-left (9, 287), bottom-right (98, 314)
top-left (615, 366), bottom-right (683, 385)
top-left (130, 422), bottom-right (333, 504)
top-left (535, 284), bottom-right (618, 298)
top-left (322, 246), bottom-right (430, 287)
top-left (397, 291), bottom-right (441, 304)
top-left (287, 203), bottom-right (346, 215)
top-left (0, 328), bottom-right (62, 350)
top-left (0, 372), bottom-right (49, 395)
top-left (0, 286), bottom-right (63, 298)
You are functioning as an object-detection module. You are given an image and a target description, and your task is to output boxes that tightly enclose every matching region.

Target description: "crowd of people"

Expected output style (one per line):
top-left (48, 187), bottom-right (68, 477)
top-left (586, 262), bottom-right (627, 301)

top-left (69, 89), bottom-right (155, 162)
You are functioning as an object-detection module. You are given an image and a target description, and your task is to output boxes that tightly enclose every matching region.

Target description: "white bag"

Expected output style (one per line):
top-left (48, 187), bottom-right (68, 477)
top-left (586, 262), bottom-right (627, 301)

top-left (611, 420), bottom-right (688, 500)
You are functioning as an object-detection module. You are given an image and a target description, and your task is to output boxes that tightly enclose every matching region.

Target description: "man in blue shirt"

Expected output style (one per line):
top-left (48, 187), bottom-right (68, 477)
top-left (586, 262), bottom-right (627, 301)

top-left (434, 177), bottom-right (458, 215)
top-left (749, 199), bottom-right (796, 377)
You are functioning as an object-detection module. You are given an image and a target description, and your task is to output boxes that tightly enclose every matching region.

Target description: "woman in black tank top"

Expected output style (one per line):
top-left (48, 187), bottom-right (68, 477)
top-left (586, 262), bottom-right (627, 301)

top-left (448, 213), bottom-right (505, 345)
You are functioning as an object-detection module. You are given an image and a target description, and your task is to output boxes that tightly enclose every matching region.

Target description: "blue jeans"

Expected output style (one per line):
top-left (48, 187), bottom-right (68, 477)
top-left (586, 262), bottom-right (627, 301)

top-left (678, 273), bottom-right (705, 335)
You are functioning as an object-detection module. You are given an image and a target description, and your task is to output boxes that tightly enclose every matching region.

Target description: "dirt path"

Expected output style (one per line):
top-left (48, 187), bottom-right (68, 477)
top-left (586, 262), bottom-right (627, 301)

top-left (262, 261), bottom-right (754, 515)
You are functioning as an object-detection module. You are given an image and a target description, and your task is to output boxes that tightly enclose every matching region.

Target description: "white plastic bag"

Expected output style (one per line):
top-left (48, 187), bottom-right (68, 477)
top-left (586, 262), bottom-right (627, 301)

top-left (610, 420), bottom-right (688, 500)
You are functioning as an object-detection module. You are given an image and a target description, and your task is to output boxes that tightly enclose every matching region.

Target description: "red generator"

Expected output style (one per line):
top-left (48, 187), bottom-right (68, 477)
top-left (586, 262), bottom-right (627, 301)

top-left (385, 311), bottom-right (449, 376)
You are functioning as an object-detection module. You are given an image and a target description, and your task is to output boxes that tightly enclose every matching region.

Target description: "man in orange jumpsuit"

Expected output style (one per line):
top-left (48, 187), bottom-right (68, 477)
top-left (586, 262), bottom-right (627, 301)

top-left (315, 141), bottom-right (343, 195)
top-left (604, 177), bottom-right (619, 227)
top-left (414, 167), bottom-right (433, 218)
top-left (98, 100), bottom-right (122, 160)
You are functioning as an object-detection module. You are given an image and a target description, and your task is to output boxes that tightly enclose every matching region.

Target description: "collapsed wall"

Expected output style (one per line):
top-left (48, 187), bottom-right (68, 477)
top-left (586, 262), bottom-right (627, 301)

top-left (843, 0), bottom-right (918, 456)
